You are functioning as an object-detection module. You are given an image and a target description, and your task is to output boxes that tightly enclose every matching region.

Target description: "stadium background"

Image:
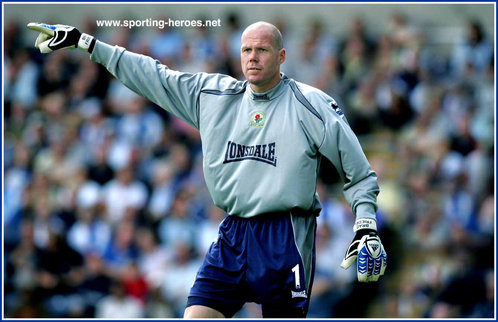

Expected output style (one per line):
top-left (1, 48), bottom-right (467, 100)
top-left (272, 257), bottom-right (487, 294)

top-left (3, 3), bottom-right (495, 318)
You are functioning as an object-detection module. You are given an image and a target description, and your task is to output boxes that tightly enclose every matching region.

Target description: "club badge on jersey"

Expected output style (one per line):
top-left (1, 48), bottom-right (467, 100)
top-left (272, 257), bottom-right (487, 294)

top-left (250, 111), bottom-right (266, 127)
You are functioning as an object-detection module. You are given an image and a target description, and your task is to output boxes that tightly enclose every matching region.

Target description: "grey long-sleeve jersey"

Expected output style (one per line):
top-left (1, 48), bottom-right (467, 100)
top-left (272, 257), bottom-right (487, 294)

top-left (90, 41), bottom-right (380, 219)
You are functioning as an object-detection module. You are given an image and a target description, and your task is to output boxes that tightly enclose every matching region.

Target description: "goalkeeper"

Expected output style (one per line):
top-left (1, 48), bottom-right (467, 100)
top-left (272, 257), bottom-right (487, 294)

top-left (27, 21), bottom-right (387, 318)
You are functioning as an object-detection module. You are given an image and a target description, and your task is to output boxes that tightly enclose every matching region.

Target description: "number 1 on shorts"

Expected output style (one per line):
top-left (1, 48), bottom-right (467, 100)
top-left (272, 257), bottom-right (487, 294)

top-left (292, 264), bottom-right (300, 289)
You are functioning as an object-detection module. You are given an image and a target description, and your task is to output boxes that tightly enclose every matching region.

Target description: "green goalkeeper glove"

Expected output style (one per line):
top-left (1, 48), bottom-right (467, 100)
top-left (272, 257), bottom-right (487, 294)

top-left (27, 22), bottom-right (95, 54)
top-left (341, 218), bottom-right (387, 282)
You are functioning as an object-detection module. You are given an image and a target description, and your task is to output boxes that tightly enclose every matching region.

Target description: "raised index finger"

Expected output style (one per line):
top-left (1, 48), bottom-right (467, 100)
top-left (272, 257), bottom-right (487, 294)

top-left (27, 22), bottom-right (56, 36)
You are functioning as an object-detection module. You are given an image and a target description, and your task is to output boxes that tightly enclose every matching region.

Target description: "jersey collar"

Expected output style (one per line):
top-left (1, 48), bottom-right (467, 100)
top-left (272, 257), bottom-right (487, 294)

top-left (247, 73), bottom-right (288, 101)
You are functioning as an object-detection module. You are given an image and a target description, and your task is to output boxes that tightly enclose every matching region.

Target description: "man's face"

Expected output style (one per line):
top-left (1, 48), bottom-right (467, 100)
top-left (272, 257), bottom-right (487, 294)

top-left (240, 27), bottom-right (285, 92)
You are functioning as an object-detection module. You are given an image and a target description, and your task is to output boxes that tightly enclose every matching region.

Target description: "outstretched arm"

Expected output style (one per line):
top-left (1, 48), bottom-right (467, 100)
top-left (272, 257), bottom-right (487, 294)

top-left (27, 22), bottom-right (239, 129)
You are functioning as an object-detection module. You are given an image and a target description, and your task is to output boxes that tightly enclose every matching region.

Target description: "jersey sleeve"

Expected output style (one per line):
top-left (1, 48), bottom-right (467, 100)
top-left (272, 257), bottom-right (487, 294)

top-left (300, 86), bottom-right (380, 220)
top-left (89, 40), bottom-right (238, 129)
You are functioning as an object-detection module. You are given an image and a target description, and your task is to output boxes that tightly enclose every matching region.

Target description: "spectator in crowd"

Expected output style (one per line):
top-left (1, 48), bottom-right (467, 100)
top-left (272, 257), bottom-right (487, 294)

top-left (161, 242), bottom-right (202, 317)
top-left (100, 166), bottom-right (148, 225)
top-left (195, 203), bottom-right (227, 256)
top-left (67, 207), bottom-right (112, 257)
top-left (157, 189), bottom-right (197, 249)
top-left (102, 219), bottom-right (139, 275)
top-left (146, 160), bottom-right (176, 223)
top-left (95, 279), bottom-right (145, 318)
top-left (451, 19), bottom-right (493, 77)
top-left (135, 226), bottom-right (173, 288)
top-left (78, 253), bottom-right (112, 317)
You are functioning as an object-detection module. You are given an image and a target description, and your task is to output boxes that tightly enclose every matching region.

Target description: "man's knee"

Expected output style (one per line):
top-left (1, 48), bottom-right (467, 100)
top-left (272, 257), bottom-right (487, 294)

top-left (184, 305), bottom-right (225, 318)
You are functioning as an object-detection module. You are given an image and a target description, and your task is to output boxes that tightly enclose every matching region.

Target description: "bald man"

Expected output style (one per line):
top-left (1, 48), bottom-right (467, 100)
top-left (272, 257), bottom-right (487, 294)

top-left (28, 21), bottom-right (386, 318)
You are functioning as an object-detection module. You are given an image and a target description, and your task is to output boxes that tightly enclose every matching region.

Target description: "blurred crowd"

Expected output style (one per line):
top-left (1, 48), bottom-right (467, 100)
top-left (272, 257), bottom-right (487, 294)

top-left (4, 10), bottom-right (494, 318)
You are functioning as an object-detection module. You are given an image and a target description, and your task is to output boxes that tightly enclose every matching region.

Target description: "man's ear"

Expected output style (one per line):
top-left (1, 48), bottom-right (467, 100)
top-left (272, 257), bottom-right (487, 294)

top-left (279, 48), bottom-right (286, 64)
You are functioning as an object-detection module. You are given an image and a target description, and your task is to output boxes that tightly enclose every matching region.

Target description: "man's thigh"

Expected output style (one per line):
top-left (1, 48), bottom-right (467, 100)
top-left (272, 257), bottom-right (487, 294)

top-left (186, 216), bottom-right (248, 317)
top-left (183, 305), bottom-right (225, 318)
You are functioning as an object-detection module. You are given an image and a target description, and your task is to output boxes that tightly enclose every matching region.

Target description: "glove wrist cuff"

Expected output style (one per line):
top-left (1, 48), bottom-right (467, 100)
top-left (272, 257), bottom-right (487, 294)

top-left (353, 218), bottom-right (377, 232)
top-left (78, 33), bottom-right (95, 52)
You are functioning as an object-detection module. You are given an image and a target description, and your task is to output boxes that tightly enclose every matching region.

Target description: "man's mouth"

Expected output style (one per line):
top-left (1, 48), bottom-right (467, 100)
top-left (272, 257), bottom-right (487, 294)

top-left (248, 67), bottom-right (261, 71)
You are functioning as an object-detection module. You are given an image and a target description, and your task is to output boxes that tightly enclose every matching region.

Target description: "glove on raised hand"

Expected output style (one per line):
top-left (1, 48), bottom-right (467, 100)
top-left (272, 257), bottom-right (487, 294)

top-left (27, 22), bottom-right (95, 53)
top-left (341, 218), bottom-right (387, 282)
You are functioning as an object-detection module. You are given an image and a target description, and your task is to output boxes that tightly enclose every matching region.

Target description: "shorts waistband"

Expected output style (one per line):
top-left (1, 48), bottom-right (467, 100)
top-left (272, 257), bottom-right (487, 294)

top-left (230, 208), bottom-right (319, 220)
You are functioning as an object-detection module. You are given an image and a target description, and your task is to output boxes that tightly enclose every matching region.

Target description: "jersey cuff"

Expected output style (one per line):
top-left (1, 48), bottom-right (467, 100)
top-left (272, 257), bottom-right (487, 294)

top-left (89, 40), bottom-right (119, 65)
top-left (355, 203), bottom-right (376, 220)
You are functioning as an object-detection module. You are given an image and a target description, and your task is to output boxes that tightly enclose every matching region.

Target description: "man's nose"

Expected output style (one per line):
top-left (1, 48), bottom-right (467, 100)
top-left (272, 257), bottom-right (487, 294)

top-left (249, 51), bottom-right (258, 61)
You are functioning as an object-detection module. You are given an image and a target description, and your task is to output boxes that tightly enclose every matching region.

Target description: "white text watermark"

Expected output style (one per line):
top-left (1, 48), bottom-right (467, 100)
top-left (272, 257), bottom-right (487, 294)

top-left (96, 18), bottom-right (222, 29)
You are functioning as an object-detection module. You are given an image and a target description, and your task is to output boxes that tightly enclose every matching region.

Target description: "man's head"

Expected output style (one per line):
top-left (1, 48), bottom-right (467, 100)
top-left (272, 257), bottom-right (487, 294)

top-left (240, 21), bottom-right (286, 93)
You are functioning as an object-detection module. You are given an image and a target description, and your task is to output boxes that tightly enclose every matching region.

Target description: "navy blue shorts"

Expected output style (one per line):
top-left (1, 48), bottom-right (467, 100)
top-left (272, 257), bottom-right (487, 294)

top-left (187, 210), bottom-right (317, 318)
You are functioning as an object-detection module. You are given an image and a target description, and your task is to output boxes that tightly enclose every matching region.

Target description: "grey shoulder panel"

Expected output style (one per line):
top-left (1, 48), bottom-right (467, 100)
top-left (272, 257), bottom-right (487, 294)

top-left (201, 81), bottom-right (248, 96)
top-left (288, 79), bottom-right (323, 122)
